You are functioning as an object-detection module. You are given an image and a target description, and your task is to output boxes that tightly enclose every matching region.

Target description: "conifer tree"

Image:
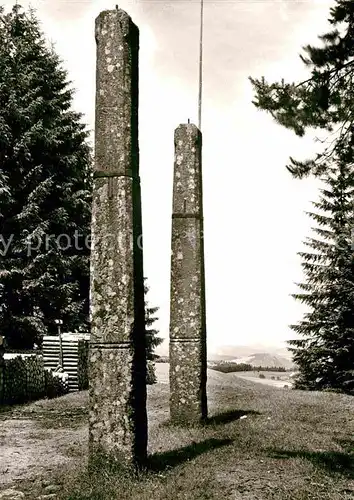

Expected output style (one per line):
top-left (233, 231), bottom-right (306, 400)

top-left (0, 5), bottom-right (91, 349)
top-left (250, 0), bottom-right (354, 392)
top-left (289, 153), bottom-right (354, 394)
top-left (250, 0), bottom-right (354, 178)
top-left (144, 278), bottom-right (162, 384)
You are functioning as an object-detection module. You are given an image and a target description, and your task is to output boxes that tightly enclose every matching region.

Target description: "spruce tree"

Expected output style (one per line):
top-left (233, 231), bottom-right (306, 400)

top-left (144, 278), bottom-right (162, 384)
top-left (0, 5), bottom-right (91, 349)
top-left (249, 0), bottom-right (354, 392)
top-left (289, 153), bottom-right (354, 394)
top-left (250, 0), bottom-right (354, 178)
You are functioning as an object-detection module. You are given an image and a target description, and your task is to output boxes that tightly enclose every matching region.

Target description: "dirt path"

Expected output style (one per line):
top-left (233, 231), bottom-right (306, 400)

top-left (0, 391), bottom-right (89, 488)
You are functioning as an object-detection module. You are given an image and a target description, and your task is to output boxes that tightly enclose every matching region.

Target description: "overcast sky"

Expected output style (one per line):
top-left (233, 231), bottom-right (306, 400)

top-left (5, 0), bottom-right (335, 351)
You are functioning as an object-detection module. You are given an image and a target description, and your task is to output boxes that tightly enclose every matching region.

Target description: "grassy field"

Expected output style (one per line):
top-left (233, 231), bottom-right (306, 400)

top-left (231, 370), bottom-right (293, 388)
top-left (1, 365), bottom-right (354, 500)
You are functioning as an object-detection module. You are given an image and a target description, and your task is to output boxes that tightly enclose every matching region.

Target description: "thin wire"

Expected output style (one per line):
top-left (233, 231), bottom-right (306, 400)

top-left (198, 0), bottom-right (203, 131)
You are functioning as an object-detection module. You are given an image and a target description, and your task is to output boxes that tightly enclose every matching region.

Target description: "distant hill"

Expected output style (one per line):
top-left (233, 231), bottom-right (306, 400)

top-left (228, 352), bottom-right (294, 370)
top-left (156, 341), bottom-right (295, 369)
top-left (209, 344), bottom-right (292, 358)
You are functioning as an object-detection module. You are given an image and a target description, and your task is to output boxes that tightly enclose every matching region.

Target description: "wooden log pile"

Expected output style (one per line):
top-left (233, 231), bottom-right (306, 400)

top-left (25, 356), bottom-right (45, 400)
top-left (0, 352), bottom-right (69, 406)
top-left (4, 356), bottom-right (27, 404)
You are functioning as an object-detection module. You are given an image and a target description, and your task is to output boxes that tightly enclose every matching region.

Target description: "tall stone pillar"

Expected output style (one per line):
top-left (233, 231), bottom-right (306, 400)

top-left (89, 8), bottom-right (147, 469)
top-left (169, 123), bottom-right (207, 424)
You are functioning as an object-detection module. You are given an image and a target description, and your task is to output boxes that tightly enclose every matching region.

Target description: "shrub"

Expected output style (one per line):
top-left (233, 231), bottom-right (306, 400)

top-left (210, 363), bottom-right (286, 373)
top-left (147, 361), bottom-right (157, 385)
top-left (259, 373), bottom-right (266, 379)
top-left (44, 368), bottom-right (69, 398)
top-left (211, 362), bottom-right (253, 373)
top-left (155, 356), bottom-right (169, 363)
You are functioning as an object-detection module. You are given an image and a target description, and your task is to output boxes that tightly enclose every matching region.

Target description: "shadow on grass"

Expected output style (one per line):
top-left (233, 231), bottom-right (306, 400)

top-left (205, 409), bottom-right (260, 426)
top-left (148, 437), bottom-right (233, 472)
top-left (335, 438), bottom-right (354, 453)
top-left (268, 448), bottom-right (354, 478)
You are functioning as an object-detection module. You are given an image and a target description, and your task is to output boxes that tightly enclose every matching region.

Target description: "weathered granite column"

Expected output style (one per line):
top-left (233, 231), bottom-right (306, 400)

top-left (89, 8), bottom-right (147, 468)
top-left (169, 123), bottom-right (207, 424)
